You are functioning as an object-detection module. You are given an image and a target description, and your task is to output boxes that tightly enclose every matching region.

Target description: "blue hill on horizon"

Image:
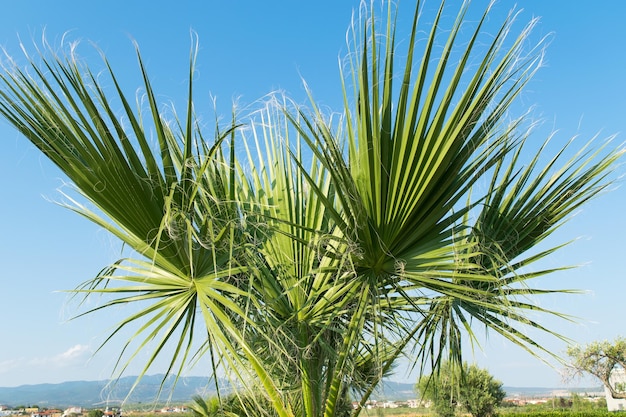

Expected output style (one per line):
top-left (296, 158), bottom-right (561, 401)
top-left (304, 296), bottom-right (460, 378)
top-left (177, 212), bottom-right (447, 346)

top-left (0, 374), bottom-right (218, 408)
top-left (0, 374), bottom-right (604, 409)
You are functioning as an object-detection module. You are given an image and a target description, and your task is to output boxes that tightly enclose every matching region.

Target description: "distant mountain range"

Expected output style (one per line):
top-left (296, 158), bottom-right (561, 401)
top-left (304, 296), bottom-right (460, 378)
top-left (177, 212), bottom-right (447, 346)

top-left (0, 374), bottom-right (603, 409)
top-left (0, 374), bottom-right (218, 408)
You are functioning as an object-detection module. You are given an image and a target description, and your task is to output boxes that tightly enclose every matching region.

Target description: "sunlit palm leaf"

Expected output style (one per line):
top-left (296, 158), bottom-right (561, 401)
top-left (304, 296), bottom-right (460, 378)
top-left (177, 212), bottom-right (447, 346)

top-left (0, 39), bottom-right (294, 416)
top-left (286, 0), bottom-right (622, 404)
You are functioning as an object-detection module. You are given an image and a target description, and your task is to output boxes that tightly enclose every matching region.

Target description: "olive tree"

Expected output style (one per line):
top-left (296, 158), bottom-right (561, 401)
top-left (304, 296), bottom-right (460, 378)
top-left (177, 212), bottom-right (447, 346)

top-left (566, 337), bottom-right (626, 399)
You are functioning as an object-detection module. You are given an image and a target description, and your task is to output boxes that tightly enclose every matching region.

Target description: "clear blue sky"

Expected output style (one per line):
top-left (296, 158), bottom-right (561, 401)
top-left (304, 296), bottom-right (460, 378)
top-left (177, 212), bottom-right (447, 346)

top-left (1, 0), bottom-right (625, 389)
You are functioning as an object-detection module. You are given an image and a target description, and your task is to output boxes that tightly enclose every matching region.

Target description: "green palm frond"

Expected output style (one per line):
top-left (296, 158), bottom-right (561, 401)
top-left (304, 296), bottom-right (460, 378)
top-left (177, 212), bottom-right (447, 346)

top-left (0, 40), bottom-right (293, 417)
top-left (286, 0), bottom-right (622, 393)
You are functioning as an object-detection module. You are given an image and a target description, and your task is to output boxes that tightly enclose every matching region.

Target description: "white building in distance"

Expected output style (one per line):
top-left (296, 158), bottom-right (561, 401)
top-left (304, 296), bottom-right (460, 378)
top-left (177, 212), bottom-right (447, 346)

top-left (605, 368), bottom-right (626, 411)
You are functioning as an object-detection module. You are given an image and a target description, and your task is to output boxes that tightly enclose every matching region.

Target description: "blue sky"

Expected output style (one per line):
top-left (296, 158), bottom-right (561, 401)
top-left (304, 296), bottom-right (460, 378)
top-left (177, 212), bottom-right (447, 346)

top-left (0, 0), bottom-right (625, 390)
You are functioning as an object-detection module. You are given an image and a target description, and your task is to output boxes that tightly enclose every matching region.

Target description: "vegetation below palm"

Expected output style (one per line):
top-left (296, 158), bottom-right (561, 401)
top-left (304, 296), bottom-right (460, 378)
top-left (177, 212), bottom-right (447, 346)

top-left (0, 1), bottom-right (622, 417)
top-left (418, 362), bottom-right (506, 417)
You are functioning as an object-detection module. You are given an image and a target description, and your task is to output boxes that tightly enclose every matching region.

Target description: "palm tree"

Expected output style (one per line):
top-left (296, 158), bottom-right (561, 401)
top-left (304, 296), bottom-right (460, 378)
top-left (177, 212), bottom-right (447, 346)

top-left (0, 2), bottom-right (621, 417)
